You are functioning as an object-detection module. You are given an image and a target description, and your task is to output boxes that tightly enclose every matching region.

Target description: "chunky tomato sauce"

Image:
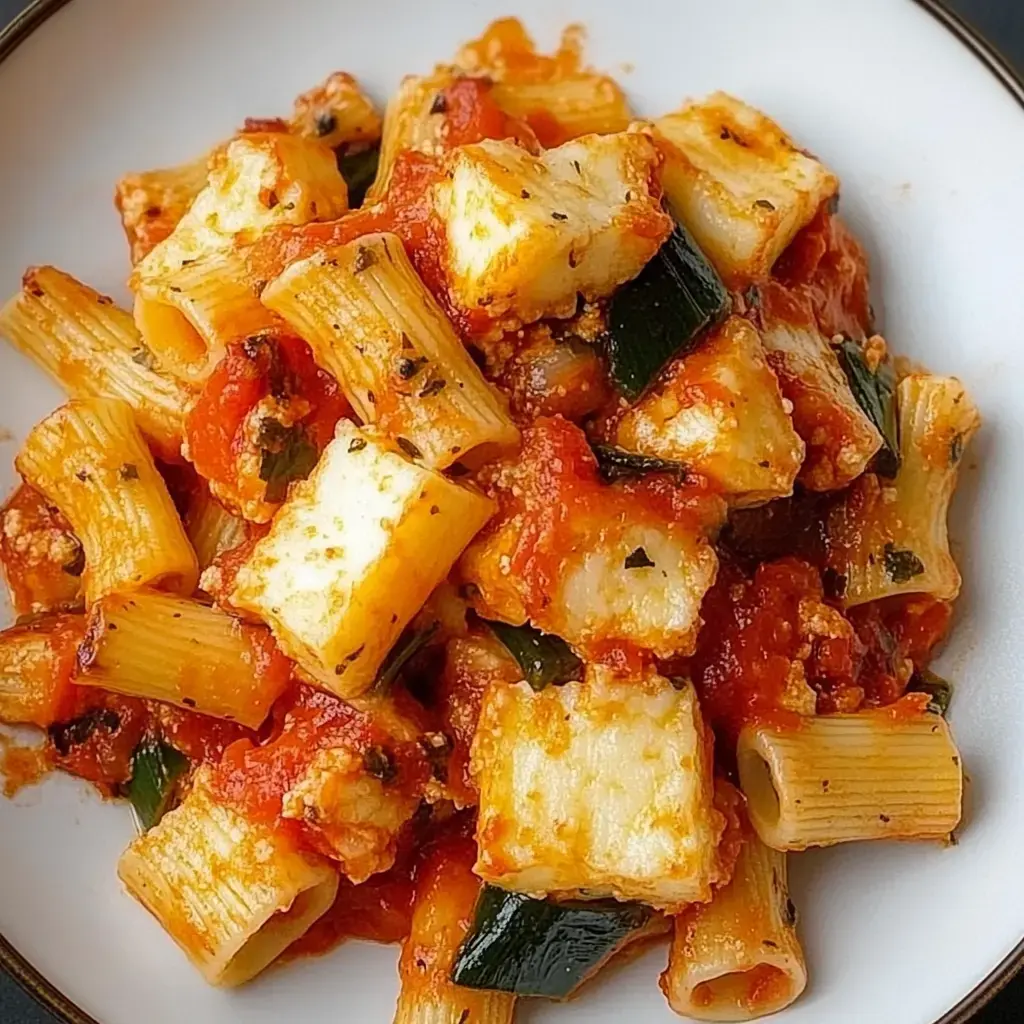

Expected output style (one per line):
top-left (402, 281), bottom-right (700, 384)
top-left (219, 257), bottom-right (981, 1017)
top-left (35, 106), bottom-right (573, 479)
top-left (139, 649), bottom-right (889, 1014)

top-left (0, 485), bottom-right (82, 616)
top-left (209, 683), bottom-right (431, 849)
top-left (185, 335), bottom-right (349, 509)
top-left (773, 206), bottom-right (872, 340)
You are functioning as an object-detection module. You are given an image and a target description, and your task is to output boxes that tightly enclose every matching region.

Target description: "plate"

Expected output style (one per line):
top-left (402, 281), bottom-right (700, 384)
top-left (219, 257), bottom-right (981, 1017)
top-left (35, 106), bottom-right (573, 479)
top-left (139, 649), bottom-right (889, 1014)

top-left (1, 1), bottom-right (1023, 1022)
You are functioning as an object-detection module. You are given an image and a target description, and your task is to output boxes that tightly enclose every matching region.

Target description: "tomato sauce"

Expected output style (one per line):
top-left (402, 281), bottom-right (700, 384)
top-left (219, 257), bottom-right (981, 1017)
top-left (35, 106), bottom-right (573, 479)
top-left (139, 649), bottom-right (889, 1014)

top-left (48, 687), bottom-right (252, 793)
top-left (209, 683), bottom-right (431, 850)
top-left (773, 206), bottom-right (872, 340)
top-left (185, 335), bottom-right (349, 511)
top-left (0, 485), bottom-right (82, 616)
top-left (476, 416), bottom-right (724, 619)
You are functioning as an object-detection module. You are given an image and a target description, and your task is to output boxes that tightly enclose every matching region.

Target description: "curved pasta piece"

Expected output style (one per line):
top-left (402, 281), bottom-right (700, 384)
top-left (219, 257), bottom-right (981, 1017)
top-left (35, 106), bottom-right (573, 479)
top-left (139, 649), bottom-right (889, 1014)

top-left (16, 399), bottom-right (198, 603)
top-left (230, 420), bottom-right (494, 697)
top-left (613, 316), bottom-right (805, 507)
top-left (290, 71), bottom-right (383, 151)
top-left (826, 373), bottom-right (980, 607)
top-left (654, 93), bottom-right (838, 286)
top-left (0, 614), bottom-right (83, 728)
top-left (472, 666), bottom-right (725, 911)
top-left (262, 232), bottom-right (519, 470)
top-left (0, 266), bottom-right (194, 461)
top-left (118, 771), bottom-right (338, 987)
top-left (661, 784), bottom-right (807, 1022)
top-left (737, 707), bottom-right (963, 851)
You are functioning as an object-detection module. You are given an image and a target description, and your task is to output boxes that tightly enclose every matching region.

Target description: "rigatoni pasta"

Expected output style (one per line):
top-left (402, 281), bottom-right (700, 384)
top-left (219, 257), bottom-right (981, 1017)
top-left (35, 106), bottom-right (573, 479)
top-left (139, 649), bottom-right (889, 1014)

top-left (75, 590), bottom-right (289, 728)
top-left (16, 398), bottom-right (198, 603)
top-left (118, 771), bottom-right (338, 987)
top-left (0, 266), bottom-right (194, 461)
top-left (661, 785), bottom-right (807, 1022)
top-left (0, 16), bottom-right (984, 1019)
top-left (737, 709), bottom-right (963, 850)
top-left (262, 232), bottom-right (520, 469)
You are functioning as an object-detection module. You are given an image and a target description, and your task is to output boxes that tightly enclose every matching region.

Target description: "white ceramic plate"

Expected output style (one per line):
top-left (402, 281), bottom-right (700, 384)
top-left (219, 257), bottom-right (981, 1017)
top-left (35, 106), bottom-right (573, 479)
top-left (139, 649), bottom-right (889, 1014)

top-left (0, 1), bottom-right (1022, 1022)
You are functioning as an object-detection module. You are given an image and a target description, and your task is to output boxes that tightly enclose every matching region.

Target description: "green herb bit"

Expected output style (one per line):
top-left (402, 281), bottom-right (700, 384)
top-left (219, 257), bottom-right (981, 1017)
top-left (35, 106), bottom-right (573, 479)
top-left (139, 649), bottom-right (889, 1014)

top-left (487, 620), bottom-right (582, 692)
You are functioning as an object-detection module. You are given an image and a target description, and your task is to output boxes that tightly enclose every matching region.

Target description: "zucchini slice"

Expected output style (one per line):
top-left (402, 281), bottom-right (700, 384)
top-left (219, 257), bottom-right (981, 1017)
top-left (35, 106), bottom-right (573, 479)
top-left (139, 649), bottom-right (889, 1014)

top-left (123, 739), bottom-right (189, 832)
top-left (451, 886), bottom-right (652, 998)
top-left (602, 224), bottom-right (729, 400)
top-left (591, 443), bottom-right (690, 484)
top-left (834, 338), bottom-right (900, 477)
top-left (486, 620), bottom-right (582, 692)
top-left (907, 667), bottom-right (953, 717)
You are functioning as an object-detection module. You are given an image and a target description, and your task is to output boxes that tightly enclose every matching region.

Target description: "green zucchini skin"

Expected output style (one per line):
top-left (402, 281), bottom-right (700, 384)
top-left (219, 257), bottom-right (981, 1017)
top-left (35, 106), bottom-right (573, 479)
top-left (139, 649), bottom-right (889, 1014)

top-left (590, 443), bottom-right (690, 484)
top-left (834, 338), bottom-right (900, 477)
top-left (486, 620), bottom-right (582, 692)
top-left (123, 739), bottom-right (189, 832)
top-left (602, 224), bottom-right (729, 401)
top-left (451, 886), bottom-right (651, 998)
top-left (907, 667), bottom-right (953, 717)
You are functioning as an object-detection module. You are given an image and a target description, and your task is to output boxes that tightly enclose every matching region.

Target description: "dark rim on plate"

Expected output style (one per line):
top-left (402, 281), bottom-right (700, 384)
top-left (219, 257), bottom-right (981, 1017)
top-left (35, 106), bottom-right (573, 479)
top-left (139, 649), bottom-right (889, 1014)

top-left (0, 0), bottom-right (1020, 1021)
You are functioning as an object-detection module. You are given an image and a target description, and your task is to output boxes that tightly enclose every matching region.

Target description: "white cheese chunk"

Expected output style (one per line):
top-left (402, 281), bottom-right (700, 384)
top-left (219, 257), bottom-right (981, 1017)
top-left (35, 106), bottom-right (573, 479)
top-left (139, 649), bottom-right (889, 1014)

top-left (472, 666), bottom-right (726, 910)
top-left (435, 130), bottom-right (671, 338)
top-left (655, 93), bottom-right (838, 285)
top-left (230, 420), bottom-right (494, 697)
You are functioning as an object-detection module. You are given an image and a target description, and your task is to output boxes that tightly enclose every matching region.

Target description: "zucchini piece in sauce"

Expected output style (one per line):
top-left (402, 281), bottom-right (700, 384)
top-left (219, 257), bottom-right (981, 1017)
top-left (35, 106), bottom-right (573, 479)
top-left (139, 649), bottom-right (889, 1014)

top-left (907, 667), bottom-right (953, 717)
top-left (124, 739), bottom-right (189, 832)
top-left (590, 443), bottom-right (690, 484)
top-left (602, 224), bottom-right (729, 401)
top-left (486, 620), bottom-right (582, 692)
top-left (452, 886), bottom-right (653, 998)
top-left (834, 338), bottom-right (900, 477)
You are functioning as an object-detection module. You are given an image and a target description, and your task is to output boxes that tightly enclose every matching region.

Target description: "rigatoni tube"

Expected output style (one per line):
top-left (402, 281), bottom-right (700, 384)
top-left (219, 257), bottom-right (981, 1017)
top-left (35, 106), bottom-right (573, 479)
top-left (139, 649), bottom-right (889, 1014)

top-left (0, 266), bottom-right (193, 461)
top-left (75, 590), bottom-right (289, 729)
top-left (133, 247), bottom-right (282, 383)
top-left (230, 420), bottom-right (494, 698)
top-left (661, 785), bottom-right (807, 1022)
top-left (826, 374), bottom-right (981, 607)
top-left (114, 156), bottom-right (210, 264)
top-left (737, 710), bottom-right (963, 851)
top-left (263, 232), bottom-right (519, 469)
top-left (491, 75), bottom-right (632, 142)
top-left (184, 485), bottom-right (249, 574)
top-left (16, 399), bottom-right (198, 603)
top-left (118, 770), bottom-right (338, 987)
top-left (393, 833), bottom-right (516, 1024)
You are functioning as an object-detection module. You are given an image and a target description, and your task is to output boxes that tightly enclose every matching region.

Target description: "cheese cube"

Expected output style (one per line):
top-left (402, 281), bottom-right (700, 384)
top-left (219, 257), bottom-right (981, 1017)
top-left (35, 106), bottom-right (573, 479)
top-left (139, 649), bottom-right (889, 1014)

top-left (472, 666), bottom-right (725, 910)
top-left (614, 315), bottom-right (805, 507)
top-left (230, 420), bottom-right (494, 697)
top-left (435, 131), bottom-right (672, 338)
top-left (654, 93), bottom-right (838, 285)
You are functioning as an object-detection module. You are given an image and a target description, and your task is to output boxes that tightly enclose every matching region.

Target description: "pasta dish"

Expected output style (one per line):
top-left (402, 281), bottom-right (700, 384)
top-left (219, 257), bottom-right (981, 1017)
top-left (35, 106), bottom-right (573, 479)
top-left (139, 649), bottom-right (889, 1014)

top-left (0, 18), bottom-right (977, 1022)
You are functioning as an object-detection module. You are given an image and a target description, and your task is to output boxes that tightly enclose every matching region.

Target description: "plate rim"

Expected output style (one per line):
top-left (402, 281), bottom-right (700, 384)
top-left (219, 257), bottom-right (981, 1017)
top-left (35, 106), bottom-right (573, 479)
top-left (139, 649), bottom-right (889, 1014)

top-left (0, 0), bottom-right (1019, 1021)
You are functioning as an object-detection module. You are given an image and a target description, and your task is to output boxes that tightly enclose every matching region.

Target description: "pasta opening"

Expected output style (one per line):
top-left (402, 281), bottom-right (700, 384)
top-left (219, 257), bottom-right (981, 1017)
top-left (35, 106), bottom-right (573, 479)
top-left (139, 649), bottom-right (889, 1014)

top-left (738, 747), bottom-right (781, 828)
top-left (134, 296), bottom-right (208, 375)
top-left (218, 884), bottom-right (331, 988)
top-left (691, 964), bottom-right (791, 1017)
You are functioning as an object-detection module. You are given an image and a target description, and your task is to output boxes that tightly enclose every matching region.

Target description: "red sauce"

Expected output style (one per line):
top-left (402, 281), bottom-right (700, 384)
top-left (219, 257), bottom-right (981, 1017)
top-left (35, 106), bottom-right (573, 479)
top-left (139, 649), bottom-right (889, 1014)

top-left (0, 485), bottom-right (82, 616)
top-left (773, 207), bottom-right (872, 340)
top-left (289, 836), bottom-right (419, 955)
top-left (49, 687), bottom-right (252, 793)
top-left (472, 417), bottom-right (725, 654)
top-left (438, 77), bottom-right (537, 151)
top-left (185, 335), bottom-right (350, 510)
top-left (209, 683), bottom-right (431, 850)
top-left (691, 559), bottom-right (825, 742)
